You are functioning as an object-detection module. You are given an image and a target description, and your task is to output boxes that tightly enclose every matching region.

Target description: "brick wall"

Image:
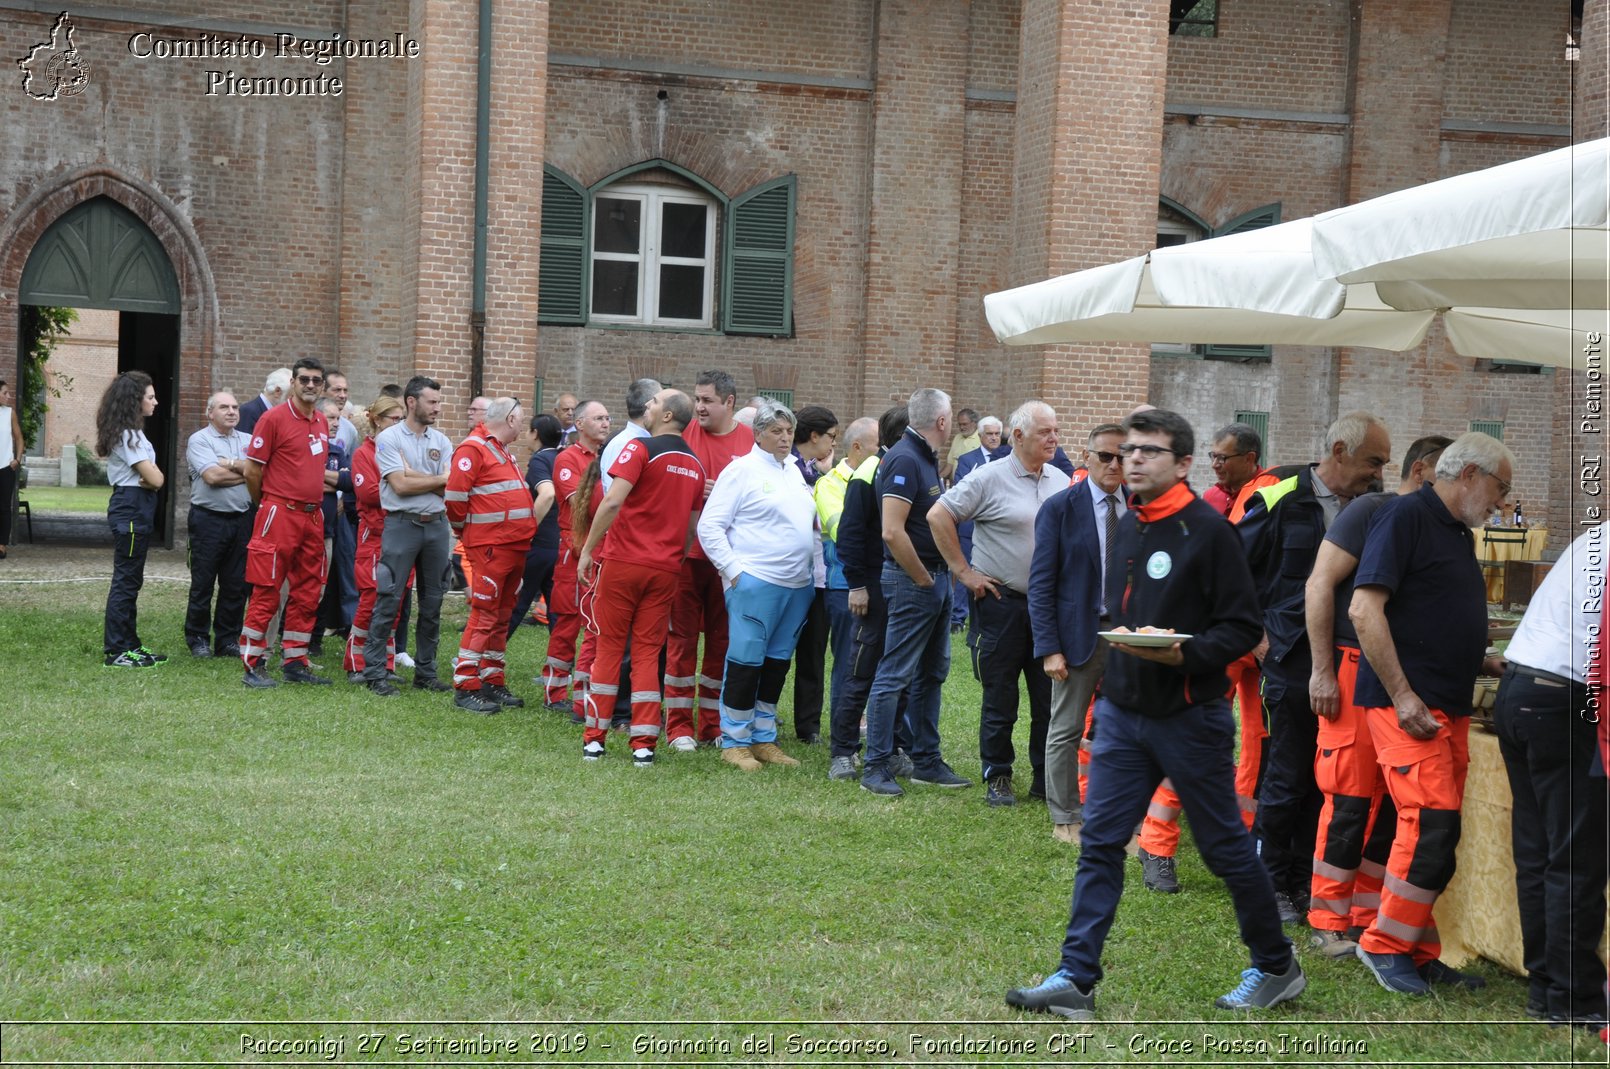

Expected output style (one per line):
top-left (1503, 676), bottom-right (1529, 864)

top-left (1166, 0), bottom-right (1352, 115)
top-left (40, 308), bottom-right (119, 460)
top-left (1445, 0), bottom-right (1573, 126)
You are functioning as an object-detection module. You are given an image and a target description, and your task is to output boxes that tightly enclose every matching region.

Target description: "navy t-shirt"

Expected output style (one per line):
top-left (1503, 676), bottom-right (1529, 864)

top-left (526, 446), bottom-right (561, 551)
top-left (1352, 483), bottom-right (1486, 715)
top-left (1321, 490), bottom-right (1395, 647)
top-left (879, 427), bottom-right (945, 569)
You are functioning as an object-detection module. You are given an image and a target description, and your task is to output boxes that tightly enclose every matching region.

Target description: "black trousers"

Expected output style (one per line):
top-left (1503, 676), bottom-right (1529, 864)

top-left (828, 585), bottom-right (910, 757)
top-left (1255, 668), bottom-right (1323, 898)
top-left (1494, 665), bottom-right (1608, 1019)
top-left (507, 541), bottom-right (558, 639)
top-left (792, 586), bottom-right (828, 740)
top-left (104, 486), bottom-right (156, 655)
top-left (185, 505), bottom-right (251, 650)
top-left (972, 590), bottom-right (1050, 788)
top-left (0, 465), bottom-right (16, 545)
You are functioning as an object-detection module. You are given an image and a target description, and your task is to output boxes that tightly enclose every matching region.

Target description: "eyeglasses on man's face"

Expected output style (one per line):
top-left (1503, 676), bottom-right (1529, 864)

top-left (1208, 451), bottom-right (1245, 465)
top-left (1118, 443), bottom-right (1176, 460)
top-left (296, 374), bottom-right (324, 387)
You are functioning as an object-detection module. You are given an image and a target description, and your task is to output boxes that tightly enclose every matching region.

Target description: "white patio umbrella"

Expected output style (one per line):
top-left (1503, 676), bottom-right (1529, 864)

top-left (983, 138), bottom-right (1610, 369)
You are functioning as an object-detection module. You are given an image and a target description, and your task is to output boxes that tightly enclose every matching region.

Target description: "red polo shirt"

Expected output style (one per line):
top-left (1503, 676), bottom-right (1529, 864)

top-left (246, 400), bottom-right (331, 503)
top-left (683, 421), bottom-right (750, 560)
top-left (553, 442), bottom-right (599, 551)
top-left (599, 434), bottom-right (706, 572)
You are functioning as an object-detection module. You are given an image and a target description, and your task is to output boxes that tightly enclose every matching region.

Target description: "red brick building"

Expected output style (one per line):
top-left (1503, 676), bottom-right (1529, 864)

top-left (0, 0), bottom-right (1601, 536)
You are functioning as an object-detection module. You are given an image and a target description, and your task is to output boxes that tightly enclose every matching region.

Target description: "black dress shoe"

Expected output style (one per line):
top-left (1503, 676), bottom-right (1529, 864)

top-left (412, 676), bottom-right (451, 693)
top-left (243, 666), bottom-right (279, 689)
top-left (367, 679), bottom-right (401, 697)
top-left (189, 640), bottom-right (214, 658)
top-left (283, 662), bottom-right (333, 685)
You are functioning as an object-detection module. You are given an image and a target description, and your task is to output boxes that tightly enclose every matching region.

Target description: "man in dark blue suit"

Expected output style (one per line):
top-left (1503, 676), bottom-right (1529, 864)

top-left (237, 368), bottom-right (290, 435)
top-left (1028, 422), bottom-right (1126, 843)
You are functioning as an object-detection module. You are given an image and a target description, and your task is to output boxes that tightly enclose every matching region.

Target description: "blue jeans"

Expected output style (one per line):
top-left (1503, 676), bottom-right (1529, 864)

top-left (864, 561), bottom-right (952, 772)
top-left (1058, 696), bottom-right (1291, 985)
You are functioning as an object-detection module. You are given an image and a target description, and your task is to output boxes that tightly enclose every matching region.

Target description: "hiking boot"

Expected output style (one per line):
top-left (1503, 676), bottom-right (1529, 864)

top-left (581, 740), bottom-right (606, 761)
top-left (1356, 947), bottom-right (1430, 995)
top-left (888, 749), bottom-right (914, 778)
top-left (1418, 958), bottom-right (1487, 990)
top-left (242, 665), bottom-right (279, 688)
top-left (482, 683), bottom-right (524, 708)
top-left (985, 775), bottom-right (1016, 807)
top-left (367, 679), bottom-right (401, 697)
top-left (412, 676), bottom-right (451, 693)
top-left (1138, 848), bottom-right (1180, 893)
top-left (283, 662), bottom-right (332, 685)
top-left (189, 640), bottom-right (213, 658)
top-left (631, 747), bottom-right (655, 768)
top-left (453, 689), bottom-right (501, 715)
top-left (1308, 928), bottom-right (1359, 958)
top-left (910, 761), bottom-right (971, 788)
top-left (1053, 823), bottom-right (1082, 845)
top-left (1214, 957), bottom-right (1306, 1010)
top-left (347, 671), bottom-right (367, 684)
top-left (828, 755), bottom-right (858, 781)
top-left (1005, 969), bottom-right (1095, 1020)
top-left (860, 767), bottom-right (904, 796)
top-left (1273, 890), bottom-right (1303, 924)
top-left (720, 746), bottom-right (763, 772)
top-left (750, 742), bottom-right (800, 766)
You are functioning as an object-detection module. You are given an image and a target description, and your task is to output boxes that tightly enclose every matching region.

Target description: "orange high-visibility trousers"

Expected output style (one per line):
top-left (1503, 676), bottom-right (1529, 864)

top-left (1357, 706), bottom-right (1470, 964)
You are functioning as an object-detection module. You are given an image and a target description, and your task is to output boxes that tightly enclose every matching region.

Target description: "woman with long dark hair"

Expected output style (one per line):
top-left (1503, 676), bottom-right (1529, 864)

top-left (95, 370), bottom-right (165, 667)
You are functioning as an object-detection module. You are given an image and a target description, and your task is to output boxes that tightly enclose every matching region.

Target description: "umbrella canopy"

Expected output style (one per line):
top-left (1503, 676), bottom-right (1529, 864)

top-left (983, 138), bottom-right (1610, 369)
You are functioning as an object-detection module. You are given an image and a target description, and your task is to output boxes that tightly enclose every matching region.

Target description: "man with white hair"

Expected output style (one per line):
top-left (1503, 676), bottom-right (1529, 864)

top-left (1236, 410), bottom-right (1391, 920)
top-left (1348, 431), bottom-right (1513, 996)
top-left (948, 414), bottom-right (1008, 632)
top-left (239, 367), bottom-right (291, 434)
top-left (860, 387), bottom-right (971, 796)
top-left (445, 396), bottom-right (535, 714)
top-left (930, 401), bottom-right (1063, 806)
top-left (184, 391), bottom-right (253, 658)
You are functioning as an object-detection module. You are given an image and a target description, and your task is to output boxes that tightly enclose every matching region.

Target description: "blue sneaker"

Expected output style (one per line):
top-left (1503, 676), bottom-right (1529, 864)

top-left (1356, 947), bottom-right (1430, 995)
top-left (860, 767), bottom-right (904, 797)
top-left (1006, 969), bottom-right (1095, 1019)
top-left (1214, 958), bottom-right (1306, 1010)
top-left (1418, 958), bottom-right (1487, 990)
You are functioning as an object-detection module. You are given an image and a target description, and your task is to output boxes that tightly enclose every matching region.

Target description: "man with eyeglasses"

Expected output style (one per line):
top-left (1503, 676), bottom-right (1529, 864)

top-left (1238, 411), bottom-right (1391, 925)
top-left (238, 357), bottom-right (335, 686)
top-left (1027, 422), bottom-right (1125, 843)
top-left (1008, 408), bottom-right (1302, 1018)
top-left (1203, 423), bottom-right (1276, 523)
top-left (1347, 432), bottom-right (1513, 996)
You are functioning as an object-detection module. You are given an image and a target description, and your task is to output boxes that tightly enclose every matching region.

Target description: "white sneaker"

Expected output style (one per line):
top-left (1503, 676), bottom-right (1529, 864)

top-left (582, 741), bottom-right (605, 761)
top-left (668, 736), bottom-right (697, 753)
top-left (395, 651), bottom-right (415, 668)
top-left (631, 747), bottom-right (655, 768)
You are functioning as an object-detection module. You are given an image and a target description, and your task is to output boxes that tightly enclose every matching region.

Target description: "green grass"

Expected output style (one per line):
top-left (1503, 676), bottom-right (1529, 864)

top-left (19, 484), bottom-right (112, 512)
top-left (0, 580), bottom-right (1601, 1065)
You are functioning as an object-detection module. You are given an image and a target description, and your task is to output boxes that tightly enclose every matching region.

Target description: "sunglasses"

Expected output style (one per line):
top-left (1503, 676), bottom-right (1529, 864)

top-left (1091, 451), bottom-right (1123, 466)
top-left (296, 375), bottom-right (325, 386)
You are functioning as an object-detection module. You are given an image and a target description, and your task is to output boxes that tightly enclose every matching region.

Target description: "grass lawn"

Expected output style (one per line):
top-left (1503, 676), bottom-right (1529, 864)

top-left (18, 484), bottom-right (112, 513)
top-left (0, 580), bottom-right (1599, 1065)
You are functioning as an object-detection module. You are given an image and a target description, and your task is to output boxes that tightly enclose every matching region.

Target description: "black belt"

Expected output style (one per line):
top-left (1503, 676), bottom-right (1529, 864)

top-left (1505, 662), bottom-right (1583, 691)
top-left (998, 587), bottom-right (1027, 600)
top-left (392, 511), bottom-right (445, 525)
top-left (191, 504), bottom-right (249, 517)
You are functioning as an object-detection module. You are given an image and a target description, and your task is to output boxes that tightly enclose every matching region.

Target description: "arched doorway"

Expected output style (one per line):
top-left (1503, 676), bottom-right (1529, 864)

top-left (18, 196), bottom-right (182, 544)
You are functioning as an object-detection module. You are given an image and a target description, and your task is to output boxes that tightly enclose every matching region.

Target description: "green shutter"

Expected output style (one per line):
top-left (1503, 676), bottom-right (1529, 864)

top-left (757, 388), bottom-right (794, 410)
top-left (723, 176), bottom-right (796, 336)
top-left (531, 377), bottom-right (545, 416)
top-left (1205, 204), bottom-right (1282, 361)
top-left (1235, 410), bottom-right (1271, 464)
top-left (539, 166), bottom-right (588, 325)
top-left (1470, 419), bottom-right (1505, 441)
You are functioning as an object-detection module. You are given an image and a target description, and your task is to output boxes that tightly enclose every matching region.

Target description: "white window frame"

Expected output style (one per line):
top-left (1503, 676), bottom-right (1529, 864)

top-left (589, 183), bottom-right (717, 328)
top-left (1151, 218), bottom-right (1201, 355)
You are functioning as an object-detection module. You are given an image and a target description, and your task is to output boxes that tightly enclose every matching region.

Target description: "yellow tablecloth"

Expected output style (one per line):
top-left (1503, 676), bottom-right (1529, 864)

top-left (1437, 728), bottom-right (1609, 972)
top-left (1471, 526), bottom-right (1548, 603)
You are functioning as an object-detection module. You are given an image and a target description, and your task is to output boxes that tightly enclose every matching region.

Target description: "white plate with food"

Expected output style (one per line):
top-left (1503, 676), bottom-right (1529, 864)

top-left (1099, 630), bottom-right (1192, 647)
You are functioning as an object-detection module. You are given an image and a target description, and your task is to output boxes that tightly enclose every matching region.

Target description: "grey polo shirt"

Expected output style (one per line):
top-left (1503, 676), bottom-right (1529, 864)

top-left (106, 429), bottom-right (156, 488)
top-left (374, 422), bottom-right (452, 514)
top-left (186, 425), bottom-right (252, 513)
top-left (936, 452), bottom-right (1062, 594)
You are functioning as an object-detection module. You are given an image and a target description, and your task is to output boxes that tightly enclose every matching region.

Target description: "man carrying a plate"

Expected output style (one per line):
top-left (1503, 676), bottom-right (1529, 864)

top-left (1007, 407), bottom-right (1304, 1019)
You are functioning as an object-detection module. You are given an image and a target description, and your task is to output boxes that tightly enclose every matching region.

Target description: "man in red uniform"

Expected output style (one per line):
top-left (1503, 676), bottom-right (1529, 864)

top-left (541, 399), bottom-right (610, 711)
top-left (575, 390), bottom-right (704, 765)
top-left (663, 368), bottom-right (752, 747)
top-left (446, 396), bottom-right (536, 714)
top-left (239, 356), bottom-right (334, 687)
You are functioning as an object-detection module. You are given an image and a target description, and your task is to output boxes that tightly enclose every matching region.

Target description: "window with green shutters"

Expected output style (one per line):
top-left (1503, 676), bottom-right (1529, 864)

top-left (538, 166), bottom-right (588, 325)
top-left (1204, 204), bottom-right (1281, 361)
top-left (1470, 419), bottom-right (1505, 441)
top-left (538, 163), bottom-right (795, 337)
top-left (724, 176), bottom-right (796, 336)
top-left (756, 388), bottom-right (794, 410)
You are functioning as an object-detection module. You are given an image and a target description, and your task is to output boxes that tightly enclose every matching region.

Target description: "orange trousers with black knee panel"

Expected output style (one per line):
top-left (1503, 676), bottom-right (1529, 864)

top-left (1357, 706), bottom-right (1470, 964)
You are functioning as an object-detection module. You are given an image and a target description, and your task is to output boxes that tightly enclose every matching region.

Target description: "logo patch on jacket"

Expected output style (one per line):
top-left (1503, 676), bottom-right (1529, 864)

top-left (1146, 551), bottom-right (1172, 579)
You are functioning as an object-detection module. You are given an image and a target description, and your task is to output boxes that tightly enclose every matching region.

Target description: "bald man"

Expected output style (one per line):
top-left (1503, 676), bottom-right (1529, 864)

top-left (184, 391), bottom-right (254, 657)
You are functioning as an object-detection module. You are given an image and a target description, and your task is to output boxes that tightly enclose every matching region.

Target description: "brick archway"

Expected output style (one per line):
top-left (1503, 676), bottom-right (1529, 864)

top-left (0, 166), bottom-right (218, 435)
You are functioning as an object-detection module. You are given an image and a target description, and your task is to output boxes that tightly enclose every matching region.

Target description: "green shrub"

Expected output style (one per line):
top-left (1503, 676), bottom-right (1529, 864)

top-left (74, 440), bottom-right (108, 486)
